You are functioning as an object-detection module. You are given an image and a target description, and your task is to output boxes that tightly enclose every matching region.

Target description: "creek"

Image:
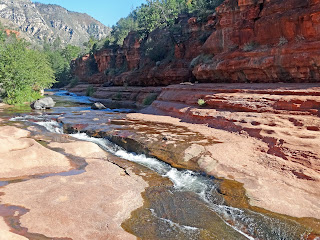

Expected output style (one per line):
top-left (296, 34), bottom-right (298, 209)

top-left (2, 90), bottom-right (316, 240)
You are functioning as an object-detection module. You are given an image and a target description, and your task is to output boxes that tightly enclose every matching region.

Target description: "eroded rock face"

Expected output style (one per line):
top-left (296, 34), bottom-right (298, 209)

top-left (72, 0), bottom-right (320, 86)
top-left (71, 14), bottom-right (213, 86)
top-left (194, 0), bottom-right (320, 83)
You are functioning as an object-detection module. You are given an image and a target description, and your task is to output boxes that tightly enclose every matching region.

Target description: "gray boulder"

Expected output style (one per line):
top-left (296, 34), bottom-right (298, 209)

top-left (91, 102), bottom-right (106, 110)
top-left (30, 97), bottom-right (55, 110)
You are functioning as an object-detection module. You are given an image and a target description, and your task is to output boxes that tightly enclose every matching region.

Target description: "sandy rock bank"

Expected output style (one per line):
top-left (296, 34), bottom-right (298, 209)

top-left (0, 126), bottom-right (72, 179)
top-left (0, 126), bottom-right (148, 239)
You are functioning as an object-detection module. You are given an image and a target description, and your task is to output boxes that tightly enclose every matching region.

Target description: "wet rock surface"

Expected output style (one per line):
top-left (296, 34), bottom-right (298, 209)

top-left (134, 83), bottom-right (320, 220)
top-left (123, 188), bottom-right (248, 240)
top-left (69, 84), bottom-right (162, 109)
top-left (0, 90), bottom-right (320, 239)
top-left (0, 105), bottom-right (148, 239)
top-left (0, 125), bottom-right (72, 179)
top-left (58, 111), bottom-right (217, 171)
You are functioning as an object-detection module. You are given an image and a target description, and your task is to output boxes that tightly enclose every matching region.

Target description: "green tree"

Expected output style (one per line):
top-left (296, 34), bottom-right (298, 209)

top-left (0, 23), bottom-right (5, 43)
top-left (107, 0), bottom-right (222, 47)
top-left (0, 38), bottom-right (55, 105)
top-left (112, 16), bottom-right (138, 45)
top-left (61, 44), bottom-right (81, 62)
top-left (52, 36), bottom-right (62, 50)
top-left (83, 36), bottom-right (98, 53)
top-left (44, 44), bottom-right (81, 87)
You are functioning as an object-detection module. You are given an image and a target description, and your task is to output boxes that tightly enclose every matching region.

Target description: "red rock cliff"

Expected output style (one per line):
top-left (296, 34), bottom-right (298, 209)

top-left (72, 0), bottom-right (320, 86)
top-left (71, 14), bottom-right (213, 86)
top-left (195, 0), bottom-right (320, 83)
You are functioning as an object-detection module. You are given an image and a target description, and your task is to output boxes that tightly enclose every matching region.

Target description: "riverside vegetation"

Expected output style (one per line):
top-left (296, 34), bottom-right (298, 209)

top-left (0, 0), bottom-right (223, 105)
top-left (0, 0), bottom-right (320, 239)
top-left (0, 24), bottom-right (82, 105)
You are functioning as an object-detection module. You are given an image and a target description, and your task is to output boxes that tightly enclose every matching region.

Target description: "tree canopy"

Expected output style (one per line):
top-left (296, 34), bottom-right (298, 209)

top-left (44, 43), bottom-right (81, 87)
top-left (0, 25), bottom-right (56, 105)
top-left (104, 0), bottom-right (223, 46)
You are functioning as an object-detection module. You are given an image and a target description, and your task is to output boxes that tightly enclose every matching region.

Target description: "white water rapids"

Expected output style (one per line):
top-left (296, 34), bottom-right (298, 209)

top-left (10, 114), bottom-right (310, 240)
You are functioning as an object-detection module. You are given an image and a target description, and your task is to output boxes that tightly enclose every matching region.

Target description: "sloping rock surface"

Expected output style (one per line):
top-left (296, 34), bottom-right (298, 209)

top-left (0, 126), bottom-right (71, 179)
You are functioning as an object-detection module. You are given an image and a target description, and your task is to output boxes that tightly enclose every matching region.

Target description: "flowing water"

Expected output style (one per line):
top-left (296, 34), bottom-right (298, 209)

top-left (4, 90), bottom-right (317, 240)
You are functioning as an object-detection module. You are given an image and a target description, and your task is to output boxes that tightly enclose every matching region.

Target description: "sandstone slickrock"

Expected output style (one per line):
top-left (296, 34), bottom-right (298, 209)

top-left (127, 110), bottom-right (320, 219)
top-left (0, 0), bottom-right (110, 46)
top-left (69, 84), bottom-right (161, 109)
top-left (0, 217), bottom-right (28, 240)
top-left (56, 82), bottom-right (320, 220)
top-left (0, 126), bottom-right (72, 179)
top-left (30, 97), bottom-right (55, 110)
top-left (1, 141), bottom-right (147, 240)
top-left (126, 83), bottom-right (320, 219)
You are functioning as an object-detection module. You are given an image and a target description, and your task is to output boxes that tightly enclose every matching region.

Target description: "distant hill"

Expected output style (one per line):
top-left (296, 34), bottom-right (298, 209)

top-left (0, 0), bottom-right (111, 47)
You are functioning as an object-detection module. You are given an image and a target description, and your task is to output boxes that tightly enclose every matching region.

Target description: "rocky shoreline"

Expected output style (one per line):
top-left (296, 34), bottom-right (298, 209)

top-left (65, 82), bottom-right (320, 228)
top-left (0, 118), bottom-right (148, 239)
top-left (0, 83), bottom-right (320, 239)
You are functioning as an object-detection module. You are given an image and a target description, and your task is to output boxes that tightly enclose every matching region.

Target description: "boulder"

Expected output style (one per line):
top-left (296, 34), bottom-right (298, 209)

top-left (91, 102), bottom-right (106, 110)
top-left (30, 97), bottom-right (55, 110)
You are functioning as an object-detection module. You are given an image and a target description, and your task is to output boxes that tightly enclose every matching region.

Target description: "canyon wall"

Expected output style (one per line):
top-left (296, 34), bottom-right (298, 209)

top-left (71, 14), bottom-right (212, 86)
top-left (72, 0), bottom-right (320, 86)
top-left (195, 0), bottom-right (320, 83)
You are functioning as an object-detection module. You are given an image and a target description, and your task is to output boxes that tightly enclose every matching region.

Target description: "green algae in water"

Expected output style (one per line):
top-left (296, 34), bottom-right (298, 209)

top-left (123, 187), bottom-right (248, 240)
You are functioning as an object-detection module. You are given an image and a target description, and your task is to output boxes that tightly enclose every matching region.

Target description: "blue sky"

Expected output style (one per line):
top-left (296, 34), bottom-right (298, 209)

top-left (33, 0), bottom-right (146, 27)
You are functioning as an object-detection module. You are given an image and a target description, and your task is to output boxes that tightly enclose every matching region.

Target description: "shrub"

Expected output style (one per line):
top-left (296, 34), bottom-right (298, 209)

top-left (146, 43), bottom-right (170, 62)
top-left (4, 87), bottom-right (42, 106)
top-left (243, 41), bottom-right (258, 52)
top-left (113, 92), bottom-right (122, 101)
top-left (143, 93), bottom-right (158, 105)
top-left (197, 98), bottom-right (206, 106)
top-left (0, 37), bottom-right (55, 105)
top-left (70, 77), bottom-right (79, 88)
top-left (190, 54), bottom-right (213, 68)
top-left (144, 31), bottom-right (174, 63)
top-left (199, 32), bottom-right (211, 43)
top-left (278, 36), bottom-right (288, 46)
top-left (86, 86), bottom-right (95, 97)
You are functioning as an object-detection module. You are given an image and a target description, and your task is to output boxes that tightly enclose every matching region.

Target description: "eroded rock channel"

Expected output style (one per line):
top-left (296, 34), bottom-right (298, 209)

top-left (0, 90), bottom-right (319, 240)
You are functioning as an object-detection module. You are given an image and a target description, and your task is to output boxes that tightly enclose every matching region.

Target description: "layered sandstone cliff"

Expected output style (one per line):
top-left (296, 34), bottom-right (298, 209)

top-left (71, 14), bottom-right (214, 86)
top-left (72, 0), bottom-right (320, 86)
top-left (194, 0), bottom-right (320, 82)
